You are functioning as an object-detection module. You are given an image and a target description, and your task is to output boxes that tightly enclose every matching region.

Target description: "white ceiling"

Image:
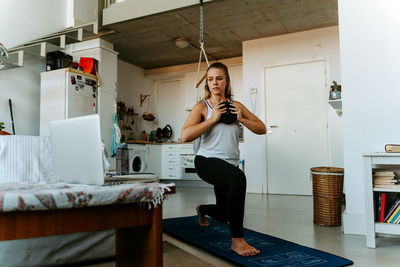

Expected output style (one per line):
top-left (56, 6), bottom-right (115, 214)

top-left (101, 0), bottom-right (338, 69)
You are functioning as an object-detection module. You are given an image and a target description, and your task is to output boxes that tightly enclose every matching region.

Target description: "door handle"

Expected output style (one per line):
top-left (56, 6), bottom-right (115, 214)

top-left (268, 125), bottom-right (278, 128)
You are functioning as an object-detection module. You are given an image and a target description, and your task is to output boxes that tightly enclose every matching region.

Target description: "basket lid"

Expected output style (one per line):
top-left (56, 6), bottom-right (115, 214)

top-left (310, 166), bottom-right (344, 173)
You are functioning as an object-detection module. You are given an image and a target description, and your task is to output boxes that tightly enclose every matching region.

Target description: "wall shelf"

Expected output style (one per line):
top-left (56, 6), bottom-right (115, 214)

top-left (1, 51), bottom-right (24, 70)
top-left (328, 99), bottom-right (342, 116)
top-left (1, 22), bottom-right (98, 72)
top-left (328, 99), bottom-right (342, 109)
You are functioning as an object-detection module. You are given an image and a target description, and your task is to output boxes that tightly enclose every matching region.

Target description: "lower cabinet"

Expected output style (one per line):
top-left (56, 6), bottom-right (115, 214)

top-left (147, 144), bottom-right (162, 179)
top-left (146, 142), bottom-right (244, 180)
top-left (162, 144), bottom-right (182, 179)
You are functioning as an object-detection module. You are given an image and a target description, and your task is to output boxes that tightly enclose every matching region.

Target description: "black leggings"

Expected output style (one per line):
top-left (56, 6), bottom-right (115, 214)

top-left (194, 155), bottom-right (246, 238)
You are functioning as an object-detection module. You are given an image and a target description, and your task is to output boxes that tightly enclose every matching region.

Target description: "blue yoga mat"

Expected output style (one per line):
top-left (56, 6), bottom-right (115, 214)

top-left (163, 216), bottom-right (353, 267)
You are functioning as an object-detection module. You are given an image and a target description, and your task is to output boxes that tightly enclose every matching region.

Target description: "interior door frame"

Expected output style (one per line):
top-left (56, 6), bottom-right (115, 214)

top-left (262, 57), bottom-right (332, 194)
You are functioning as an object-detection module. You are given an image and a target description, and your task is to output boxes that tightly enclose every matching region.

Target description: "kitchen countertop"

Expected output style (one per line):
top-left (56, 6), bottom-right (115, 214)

top-left (125, 140), bottom-right (191, 145)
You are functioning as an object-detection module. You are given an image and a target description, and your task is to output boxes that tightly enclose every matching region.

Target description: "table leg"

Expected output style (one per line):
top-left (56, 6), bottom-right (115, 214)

top-left (115, 205), bottom-right (163, 267)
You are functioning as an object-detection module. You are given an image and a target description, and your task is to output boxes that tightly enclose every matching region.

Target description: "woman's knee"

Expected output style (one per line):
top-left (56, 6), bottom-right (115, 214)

top-left (232, 170), bottom-right (246, 186)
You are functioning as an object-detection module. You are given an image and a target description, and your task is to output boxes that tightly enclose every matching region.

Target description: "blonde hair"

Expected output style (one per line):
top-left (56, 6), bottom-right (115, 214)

top-left (204, 62), bottom-right (232, 100)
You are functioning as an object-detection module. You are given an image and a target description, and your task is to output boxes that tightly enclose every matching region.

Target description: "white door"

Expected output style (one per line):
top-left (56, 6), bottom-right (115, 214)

top-left (265, 60), bottom-right (329, 195)
top-left (155, 80), bottom-right (185, 141)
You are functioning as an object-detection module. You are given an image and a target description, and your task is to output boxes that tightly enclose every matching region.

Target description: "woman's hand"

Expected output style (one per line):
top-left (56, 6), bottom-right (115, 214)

top-left (229, 103), bottom-right (243, 122)
top-left (231, 101), bottom-right (266, 134)
top-left (210, 101), bottom-right (227, 123)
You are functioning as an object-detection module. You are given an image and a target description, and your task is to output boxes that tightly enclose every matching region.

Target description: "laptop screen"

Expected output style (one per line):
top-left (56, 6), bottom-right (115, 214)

top-left (50, 114), bottom-right (104, 185)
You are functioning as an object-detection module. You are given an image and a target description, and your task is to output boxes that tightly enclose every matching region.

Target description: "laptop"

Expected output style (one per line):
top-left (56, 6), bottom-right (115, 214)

top-left (50, 114), bottom-right (158, 185)
top-left (50, 114), bottom-right (104, 185)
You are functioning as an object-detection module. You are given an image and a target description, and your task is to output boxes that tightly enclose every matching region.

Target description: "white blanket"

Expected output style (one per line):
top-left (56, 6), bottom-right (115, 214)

top-left (0, 135), bottom-right (54, 183)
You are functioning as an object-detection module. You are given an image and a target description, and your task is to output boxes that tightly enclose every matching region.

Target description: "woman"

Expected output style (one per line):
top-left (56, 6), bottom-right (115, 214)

top-left (181, 62), bottom-right (266, 256)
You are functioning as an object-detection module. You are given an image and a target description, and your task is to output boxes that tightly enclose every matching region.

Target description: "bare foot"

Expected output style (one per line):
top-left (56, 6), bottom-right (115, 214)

top-left (196, 205), bottom-right (210, 226)
top-left (231, 237), bottom-right (260, 256)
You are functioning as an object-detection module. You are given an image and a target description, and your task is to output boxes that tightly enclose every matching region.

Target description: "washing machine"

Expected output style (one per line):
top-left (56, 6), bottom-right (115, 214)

top-left (128, 144), bottom-right (148, 173)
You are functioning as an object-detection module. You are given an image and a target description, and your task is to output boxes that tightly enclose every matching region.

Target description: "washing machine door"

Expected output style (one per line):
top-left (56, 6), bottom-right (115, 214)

top-left (130, 153), bottom-right (147, 173)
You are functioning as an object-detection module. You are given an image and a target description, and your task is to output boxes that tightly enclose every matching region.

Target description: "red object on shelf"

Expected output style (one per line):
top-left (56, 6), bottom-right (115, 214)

top-left (0, 130), bottom-right (11, 135)
top-left (380, 193), bottom-right (386, 223)
top-left (79, 57), bottom-right (97, 75)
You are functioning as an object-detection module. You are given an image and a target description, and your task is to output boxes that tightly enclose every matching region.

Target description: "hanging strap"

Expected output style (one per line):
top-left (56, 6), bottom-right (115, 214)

top-left (198, 0), bottom-right (209, 67)
top-left (195, 0), bottom-right (209, 90)
top-left (199, 0), bottom-right (204, 44)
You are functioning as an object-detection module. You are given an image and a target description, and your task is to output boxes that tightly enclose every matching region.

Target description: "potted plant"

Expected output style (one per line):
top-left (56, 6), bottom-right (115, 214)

top-left (330, 81), bottom-right (342, 100)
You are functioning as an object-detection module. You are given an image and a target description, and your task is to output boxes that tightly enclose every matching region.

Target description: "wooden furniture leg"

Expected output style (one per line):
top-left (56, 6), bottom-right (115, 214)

top-left (116, 205), bottom-right (163, 267)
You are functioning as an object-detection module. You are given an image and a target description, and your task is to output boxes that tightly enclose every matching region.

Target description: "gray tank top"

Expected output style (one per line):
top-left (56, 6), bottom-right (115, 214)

top-left (196, 99), bottom-right (240, 166)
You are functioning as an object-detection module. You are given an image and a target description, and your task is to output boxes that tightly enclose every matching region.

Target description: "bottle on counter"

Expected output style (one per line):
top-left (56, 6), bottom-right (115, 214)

top-left (116, 144), bottom-right (129, 174)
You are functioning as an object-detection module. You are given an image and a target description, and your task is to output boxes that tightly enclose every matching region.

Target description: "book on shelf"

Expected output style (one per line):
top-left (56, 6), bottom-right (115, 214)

top-left (376, 193), bottom-right (382, 222)
top-left (391, 210), bottom-right (400, 223)
top-left (374, 179), bottom-right (396, 183)
top-left (385, 144), bottom-right (400, 153)
top-left (383, 195), bottom-right (400, 222)
top-left (387, 204), bottom-right (400, 223)
top-left (373, 177), bottom-right (396, 181)
top-left (380, 193), bottom-right (386, 223)
top-left (373, 170), bottom-right (395, 177)
top-left (374, 182), bottom-right (396, 186)
top-left (394, 213), bottom-right (400, 224)
top-left (373, 173), bottom-right (397, 186)
top-left (374, 184), bottom-right (400, 188)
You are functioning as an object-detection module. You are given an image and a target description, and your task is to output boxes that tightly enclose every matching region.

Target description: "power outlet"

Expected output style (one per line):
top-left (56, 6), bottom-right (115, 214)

top-left (249, 87), bottom-right (257, 94)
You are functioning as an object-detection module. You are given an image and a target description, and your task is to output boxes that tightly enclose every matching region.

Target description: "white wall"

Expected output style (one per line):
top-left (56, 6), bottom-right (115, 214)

top-left (0, 0), bottom-right (69, 135)
top-left (0, 55), bottom-right (45, 135)
top-left (0, 0), bottom-right (68, 48)
top-left (339, 0), bottom-right (400, 235)
top-left (117, 60), bottom-right (155, 140)
top-left (243, 26), bottom-right (342, 193)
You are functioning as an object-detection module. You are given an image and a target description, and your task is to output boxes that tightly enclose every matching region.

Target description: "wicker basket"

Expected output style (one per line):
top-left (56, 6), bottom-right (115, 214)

top-left (311, 166), bottom-right (344, 226)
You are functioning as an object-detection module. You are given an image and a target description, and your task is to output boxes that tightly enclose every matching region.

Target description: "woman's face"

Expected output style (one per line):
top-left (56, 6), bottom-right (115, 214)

top-left (207, 68), bottom-right (227, 96)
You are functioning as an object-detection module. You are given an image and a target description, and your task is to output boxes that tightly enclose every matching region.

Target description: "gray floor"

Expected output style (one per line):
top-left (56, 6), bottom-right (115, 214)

top-left (163, 187), bottom-right (400, 267)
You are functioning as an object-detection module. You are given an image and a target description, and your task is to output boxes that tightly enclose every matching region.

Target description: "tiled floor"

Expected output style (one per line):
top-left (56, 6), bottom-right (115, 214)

top-left (162, 187), bottom-right (400, 267)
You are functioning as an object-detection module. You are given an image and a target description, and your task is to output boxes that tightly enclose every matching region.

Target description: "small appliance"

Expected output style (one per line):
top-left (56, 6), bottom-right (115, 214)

top-left (46, 51), bottom-right (72, 71)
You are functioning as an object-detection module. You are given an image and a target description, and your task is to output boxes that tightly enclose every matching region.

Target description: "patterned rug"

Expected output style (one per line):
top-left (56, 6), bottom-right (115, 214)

top-left (80, 241), bottom-right (213, 267)
top-left (163, 215), bottom-right (353, 267)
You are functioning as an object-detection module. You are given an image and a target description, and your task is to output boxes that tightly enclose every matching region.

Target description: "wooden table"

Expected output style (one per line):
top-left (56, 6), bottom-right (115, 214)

top-left (0, 185), bottom-right (175, 267)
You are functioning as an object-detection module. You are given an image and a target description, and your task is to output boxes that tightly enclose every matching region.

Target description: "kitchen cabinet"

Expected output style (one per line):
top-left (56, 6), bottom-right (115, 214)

top-left (145, 142), bottom-right (244, 180)
top-left (147, 144), bottom-right (162, 179)
top-left (162, 144), bottom-right (182, 179)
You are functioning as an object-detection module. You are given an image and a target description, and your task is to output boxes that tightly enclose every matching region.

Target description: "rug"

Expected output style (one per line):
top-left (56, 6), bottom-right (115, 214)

top-left (80, 241), bottom-right (213, 267)
top-left (163, 216), bottom-right (353, 267)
